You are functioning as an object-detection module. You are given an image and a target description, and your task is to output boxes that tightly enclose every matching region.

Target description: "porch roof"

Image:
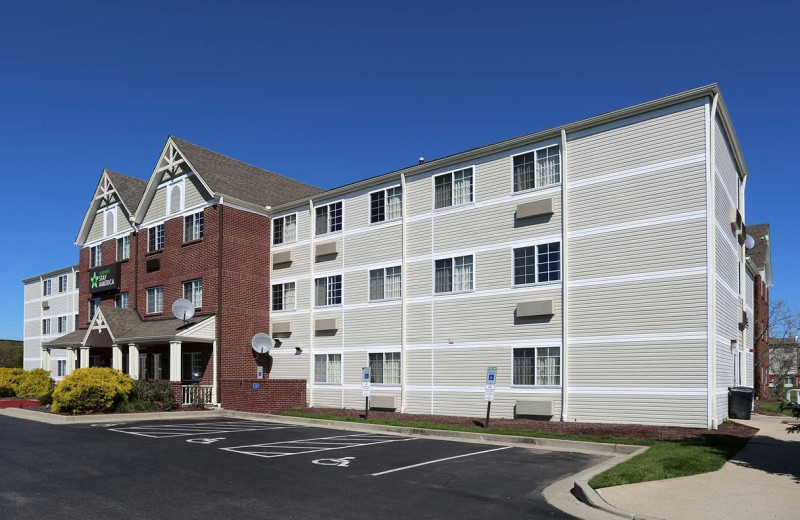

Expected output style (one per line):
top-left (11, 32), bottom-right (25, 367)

top-left (44, 329), bottom-right (88, 348)
top-left (115, 314), bottom-right (216, 344)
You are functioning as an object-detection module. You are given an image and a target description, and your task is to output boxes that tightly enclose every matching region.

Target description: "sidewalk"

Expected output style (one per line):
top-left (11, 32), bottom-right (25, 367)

top-left (598, 414), bottom-right (800, 520)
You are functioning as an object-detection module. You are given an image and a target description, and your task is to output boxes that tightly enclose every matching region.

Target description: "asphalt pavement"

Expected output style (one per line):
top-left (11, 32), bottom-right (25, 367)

top-left (0, 415), bottom-right (605, 520)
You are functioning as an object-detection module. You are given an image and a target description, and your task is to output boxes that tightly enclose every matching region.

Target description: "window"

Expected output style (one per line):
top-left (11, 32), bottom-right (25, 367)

top-left (370, 187), bottom-right (402, 223)
top-left (184, 211), bottom-right (204, 242)
top-left (168, 182), bottom-right (184, 215)
top-left (89, 298), bottom-right (100, 320)
top-left (90, 246), bottom-right (102, 268)
top-left (42, 319), bottom-right (51, 335)
top-left (148, 224), bottom-right (164, 252)
top-left (182, 352), bottom-right (204, 381)
top-left (369, 352), bottom-right (401, 384)
top-left (115, 292), bottom-right (129, 309)
top-left (434, 167), bottom-right (473, 209)
top-left (57, 316), bottom-right (67, 334)
top-left (75, 272), bottom-right (79, 289)
top-left (369, 267), bottom-right (402, 301)
top-left (117, 236), bottom-right (130, 261)
top-left (513, 347), bottom-right (561, 386)
top-left (315, 201), bottom-right (342, 235)
top-left (183, 279), bottom-right (203, 308)
top-left (785, 376), bottom-right (794, 387)
top-left (104, 208), bottom-right (116, 237)
top-left (513, 242), bottom-right (561, 285)
top-left (513, 145), bottom-right (561, 192)
top-left (57, 360), bottom-right (66, 377)
top-left (146, 287), bottom-right (163, 314)
top-left (272, 282), bottom-right (296, 311)
top-left (43, 279), bottom-right (52, 296)
top-left (434, 255), bottom-right (474, 293)
top-left (314, 353), bottom-right (342, 384)
top-left (58, 275), bottom-right (68, 293)
top-left (273, 214), bottom-right (297, 245)
top-left (314, 275), bottom-right (342, 306)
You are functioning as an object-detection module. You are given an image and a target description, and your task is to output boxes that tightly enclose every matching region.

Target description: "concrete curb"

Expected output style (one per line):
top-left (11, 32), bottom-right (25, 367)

top-left (0, 407), bottom-right (226, 424)
top-left (223, 410), bottom-right (642, 455)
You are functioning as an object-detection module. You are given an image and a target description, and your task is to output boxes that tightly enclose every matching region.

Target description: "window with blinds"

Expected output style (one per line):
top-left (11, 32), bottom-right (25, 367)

top-left (314, 275), bottom-right (342, 306)
top-left (314, 353), bottom-right (342, 384)
top-left (183, 279), bottom-right (203, 308)
top-left (315, 201), bottom-right (342, 235)
top-left (117, 235), bottom-right (130, 260)
top-left (513, 145), bottom-right (561, 192)
top-left (184, 212), bottom-right (204, 242)
top-left (434, 255), bottom-right (473, 293)
top-left (272, 282), bottom-right (296, 311)
top-left (369, 266), bottom-right (401, 301)
top-left (434, 167), bottom-right (473, 209)
top-left (370, 186), bottom-right (402, 223)
top-left (513, 347), bottom-right (561, 386)
top-left (369, 352), bottom-right (400, 384)
top-left (148, 224), bottom-right (164, 251)
top-left (273, 214), bottom-right (297, 245)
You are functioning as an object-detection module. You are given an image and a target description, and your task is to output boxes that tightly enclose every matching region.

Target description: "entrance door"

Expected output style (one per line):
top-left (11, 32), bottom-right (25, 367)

top-left (139, 354), bottom-right (148, 380)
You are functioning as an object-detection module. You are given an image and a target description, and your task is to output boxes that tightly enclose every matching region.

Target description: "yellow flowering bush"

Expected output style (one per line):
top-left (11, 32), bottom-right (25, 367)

top-left (51, 367), bottom-right (133, 414)
top-left (0, 368), bottom-right (25, 397)
top-left (16, 368), bottom-right (52, 399)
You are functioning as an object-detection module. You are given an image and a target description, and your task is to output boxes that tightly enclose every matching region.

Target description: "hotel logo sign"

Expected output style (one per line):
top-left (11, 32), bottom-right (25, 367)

top-left (89, 264), bottom-right (119, 294)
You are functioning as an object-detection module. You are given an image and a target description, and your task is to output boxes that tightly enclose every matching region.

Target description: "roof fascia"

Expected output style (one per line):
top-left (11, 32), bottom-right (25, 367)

top-left (75, 170), bottom-right (113, 246)
top-left (22, 264), bottom-right (79, 284)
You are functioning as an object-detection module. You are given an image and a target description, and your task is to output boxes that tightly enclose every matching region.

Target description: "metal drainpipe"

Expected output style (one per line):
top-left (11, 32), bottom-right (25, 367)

top-left (708, 94), bottom-right (719, 428)
top-left (217, 197), bottom-right (224, 407)
top-left (400, 172), bottom-right (408, 413)
top-left (308, 198), bottom-right (315, 407)
top-left (559, 129), bottom-right (569, 422)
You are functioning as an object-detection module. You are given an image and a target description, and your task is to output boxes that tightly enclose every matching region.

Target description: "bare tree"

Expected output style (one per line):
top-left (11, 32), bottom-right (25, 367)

top-left (754, 300), bottom-right (800, 397)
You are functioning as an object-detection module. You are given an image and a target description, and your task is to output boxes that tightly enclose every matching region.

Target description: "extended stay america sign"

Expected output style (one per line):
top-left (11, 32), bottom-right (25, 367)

top-left (89, 264), bottom-right (119, 294)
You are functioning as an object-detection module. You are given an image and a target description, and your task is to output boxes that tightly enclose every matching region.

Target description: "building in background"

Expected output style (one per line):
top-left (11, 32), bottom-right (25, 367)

top-left (39, 84), bottom-right (753, 428)
top-left (22, 265), bottom-right (80, 379)
top-left (746, 223), bottom-right (772, 399)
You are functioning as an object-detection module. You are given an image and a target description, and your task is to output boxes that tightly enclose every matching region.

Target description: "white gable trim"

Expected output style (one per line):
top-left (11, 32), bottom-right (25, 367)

top-left (76, 170), bottom-right (132, 246)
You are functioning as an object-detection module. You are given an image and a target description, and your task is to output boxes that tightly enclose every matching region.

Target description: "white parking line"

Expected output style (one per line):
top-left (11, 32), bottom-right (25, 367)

top-left (109, 421), bottom-right (301, 438)
top-left (221, 433), bottom-right (415, 459)
top-left (370, 446), bottom-right (513, 476)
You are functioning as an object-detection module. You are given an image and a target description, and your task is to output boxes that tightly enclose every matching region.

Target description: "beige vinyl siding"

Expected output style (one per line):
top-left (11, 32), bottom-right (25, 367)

top-left (24, 301), bottom-right (41, 318)
top-left (406, 303), bottom-right (432, 345)
top-left (143, 186), bottom-right (167, 223)
top-left (340, 305), bottom-right (401, 345)
top-left (312, 386), bottom-right (343, 408)
top-left (404, 390), bottom-right (433, 414)
top-left (86, 213), bottom-right (104, 242)
top-left (569, 395), bottom-right (706, 427)
top-left (343, 224), bottom-right (402, 269)
top-left (272, 243), bottom-right (312, 281)
top-left (25, 320), bottom-right (40, 338)
top-left (185, 174), bottom-right (209, 208)
top-left (24, 282), bottom-right (40, 302)
top-left (268, 350), bottom-right (309, 380)
top-left (567, 99), bottom-right (706, 182)
top-left (116, 206), bottom-right (133, 232)
top-left (405, 259), bottom-right (432, 300)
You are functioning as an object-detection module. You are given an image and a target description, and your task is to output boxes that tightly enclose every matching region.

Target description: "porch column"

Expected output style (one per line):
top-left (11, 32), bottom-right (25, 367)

top-left (169, 341), bottom-right (182, 382)
top-left (79, 347), bottom-right (89, 369)
top-left (128, 343), bottom-right (139, 380)
top-left (111, 344), bottom-right (123, 371)
top-left (212, 340), bottom-right (218, 404)
top-left (41, 348), bottom-right (51, 372)
top-left (66, 348), bottom-right (77, 374)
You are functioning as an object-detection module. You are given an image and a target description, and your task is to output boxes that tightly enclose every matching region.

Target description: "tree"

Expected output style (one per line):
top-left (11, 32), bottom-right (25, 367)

top-left (753, 300), bottom-right (800, 397)
top-left (0, 340), bottom-right (23, 368)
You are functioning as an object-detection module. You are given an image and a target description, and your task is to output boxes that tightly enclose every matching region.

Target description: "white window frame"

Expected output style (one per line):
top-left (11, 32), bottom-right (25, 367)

top-left (166, 178), bottom-right (185, 215)
top-left (58, 275), bottom-right (68, 293)
top-left (183, 279), bottom-right (203, 309)
top-left (433, 254), bottom-right (475, 294)
top-left (314, 353), bottom-right (342, 385)
top-left (89, 298), bottom-right (101, 320)
top-left (368, 352), bottom-right (401, 385)
top-left (433, 166), bottom-right (475, 210)
top-left (57, 316), bottom-right (67, 334)
top-left (103, 206), bottom-right (117, 237)
top-left (314, 200), bottom-right (344, 236)
top-left (184, 211), bottom-right (204, 242)
top-left (314, 275), bottom-right (343, 307)
top-left (57, 359), bottom-right (66, 377)
top-left (785, 376), bottom-right (794, 387)
top-left (369, 185), bottom-right (403, 224)
top-left (368, 266), bottom-right (402, 301)
top-left (115, 292), bottom-right (129, 309)
top-left (148, 224), bottom-right (165, 252)
top-left (43, 279), bottom-right (52, 296)
top-left (42, 318), bottom-right (51, 336)
top-left (271, 282), bottom-right (296, 311)
top-left (182, 352), bottom-right (204, 381)
top-left (511, 144), bottom-right (562, 194)
top-left (273, 213), bottom-right (298, 245)
top-left (511, 346), bottom-right (562, 387)
top-left (512, 241), bottom-right (562, 287)
top-left (117, 235), bottom-right (130, 261)
top-left (146, 287), bottom-right (164, 314)
top-left (89, 246), bottom-right (102, 268)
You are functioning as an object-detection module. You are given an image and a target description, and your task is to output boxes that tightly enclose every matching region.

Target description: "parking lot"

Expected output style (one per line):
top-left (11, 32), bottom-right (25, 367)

top-left (0, 415), bottom-right (607, 519)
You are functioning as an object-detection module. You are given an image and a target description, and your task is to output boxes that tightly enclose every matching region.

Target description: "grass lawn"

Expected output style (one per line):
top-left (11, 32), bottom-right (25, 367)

top-left (755, 401), bottom-right (795, 417)
top-left (281, 409), bottom-right (754, 489)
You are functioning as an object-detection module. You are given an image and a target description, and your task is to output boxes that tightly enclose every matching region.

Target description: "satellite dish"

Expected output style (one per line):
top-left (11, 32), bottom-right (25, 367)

top-left (744, 234), bottom-right (756, 250)
top-left (171, 298), bottom-right (195, 322)
top-left (251, 333), bottom-right (272, 354)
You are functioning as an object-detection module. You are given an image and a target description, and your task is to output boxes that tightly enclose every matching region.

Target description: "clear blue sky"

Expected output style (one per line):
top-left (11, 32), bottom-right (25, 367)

top-left (1, 1), bottom-right (797, 339)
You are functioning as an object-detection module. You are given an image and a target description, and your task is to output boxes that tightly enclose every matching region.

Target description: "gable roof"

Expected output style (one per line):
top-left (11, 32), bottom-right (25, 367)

top-left (75, 168), bottom-right (147, 246)
top-left (746, 222), bottom-right (772, 287)
top-left (104, 170), bottom-right (147, 214)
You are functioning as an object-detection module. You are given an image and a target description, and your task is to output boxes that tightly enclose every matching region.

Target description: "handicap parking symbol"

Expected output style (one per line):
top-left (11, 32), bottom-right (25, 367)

top-left (312, 456), bottom-right (355, 467)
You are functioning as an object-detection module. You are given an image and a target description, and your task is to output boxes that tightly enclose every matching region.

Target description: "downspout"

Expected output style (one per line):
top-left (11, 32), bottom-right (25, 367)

top-left (707, 94), bottom-right (719, 428)
top-left (560, 129), bottom-right (569, 422)
top-left (217, 197), bottom-right (225, 407)
top-left (308, 199), bottom-right (315, 407)
top-left (739, 170), bottom-right (748, 387)
top-left (400, 172), bottom-right (408, 412)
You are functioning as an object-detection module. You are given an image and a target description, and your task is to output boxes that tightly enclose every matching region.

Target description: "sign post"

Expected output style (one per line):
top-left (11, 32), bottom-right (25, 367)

top-left (362, 367), bottom-right (371, 420)
top-left (484, 366), bottom-right (497, 428)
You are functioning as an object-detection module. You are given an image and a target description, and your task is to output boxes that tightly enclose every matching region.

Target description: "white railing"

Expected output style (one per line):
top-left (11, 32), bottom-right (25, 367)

top-left (182, 384), bottom-right (213, 406)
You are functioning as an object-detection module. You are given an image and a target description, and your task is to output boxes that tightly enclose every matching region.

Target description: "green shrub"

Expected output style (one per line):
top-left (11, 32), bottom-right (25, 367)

top-left (129, 380), bottom-right (176, 410)
top-left (51, 367), bottom-right (133, 414)
top-left (114, 400), bottom-right (160, 413)
top-left (17, 369), bottom-right (53, 399)
top-left (0, 367), bottom-right (24, 396)
top-left (39, 391), bottom-right (53, 407)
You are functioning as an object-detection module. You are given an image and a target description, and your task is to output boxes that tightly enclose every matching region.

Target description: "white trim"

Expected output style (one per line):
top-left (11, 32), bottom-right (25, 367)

top-left (432, 253), bottom-right (475, 295)
top-left (509, 141), bottom-right (562, 194)
top-left (405, 385), bottom-right (561, 394)
top-left (567, 153), bottom-right (705, 189)
top-left (510, 241), bottom-right (562, 288)
top-left (569, 331), bottom-right (707, 345)
top-left (431, 165), bottom-right (476, 211)
top-left (568, 387), bottom-right (707, 396)
top-left (568, 266), bottom-right (706, 288)
top-left (313, 199), bottom-right (344, 237)
top-left (568, 210), bottom-right (706, 238)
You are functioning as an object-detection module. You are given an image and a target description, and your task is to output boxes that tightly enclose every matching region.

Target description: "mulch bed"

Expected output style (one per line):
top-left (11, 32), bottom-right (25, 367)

top-left (298, 407), bottom-right (757, 442)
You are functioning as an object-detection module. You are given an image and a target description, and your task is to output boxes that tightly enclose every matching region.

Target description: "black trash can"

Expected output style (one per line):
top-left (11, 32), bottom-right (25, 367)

top-left (728, 386), bottom-right (754, 419)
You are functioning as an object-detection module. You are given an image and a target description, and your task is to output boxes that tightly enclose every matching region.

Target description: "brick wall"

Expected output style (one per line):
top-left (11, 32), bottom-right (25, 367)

top-left (220, 379), bottom-right (306, 414)
top-left (754, 274), bottom-right (770, 399)
top-left (78, 235), bottom-right (138, 327)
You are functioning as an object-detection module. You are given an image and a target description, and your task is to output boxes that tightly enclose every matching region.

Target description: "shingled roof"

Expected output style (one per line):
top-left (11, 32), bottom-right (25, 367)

top-left (105, 169), bottom-right (147, 213)
top-left (171, 136), bottom-right (324, 208)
